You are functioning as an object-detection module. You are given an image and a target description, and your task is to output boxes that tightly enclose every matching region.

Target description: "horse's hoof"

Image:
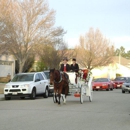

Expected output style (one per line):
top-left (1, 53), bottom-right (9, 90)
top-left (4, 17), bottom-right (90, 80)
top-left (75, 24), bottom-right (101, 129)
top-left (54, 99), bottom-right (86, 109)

top-left (58, 102), bottom-right (61, 105)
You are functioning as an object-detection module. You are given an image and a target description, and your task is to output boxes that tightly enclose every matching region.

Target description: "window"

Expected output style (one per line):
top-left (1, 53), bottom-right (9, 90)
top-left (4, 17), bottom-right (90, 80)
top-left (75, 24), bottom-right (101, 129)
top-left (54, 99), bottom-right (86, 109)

top-left (38, 73), bottom-right (44, 80)
top-left (35, 74), bottom-right (40, 81)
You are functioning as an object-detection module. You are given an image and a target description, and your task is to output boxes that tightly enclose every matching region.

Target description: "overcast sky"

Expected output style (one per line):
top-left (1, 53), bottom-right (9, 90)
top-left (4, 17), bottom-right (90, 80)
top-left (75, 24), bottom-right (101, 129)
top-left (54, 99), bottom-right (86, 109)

top-left (48, 0), bottom-right (130, 51)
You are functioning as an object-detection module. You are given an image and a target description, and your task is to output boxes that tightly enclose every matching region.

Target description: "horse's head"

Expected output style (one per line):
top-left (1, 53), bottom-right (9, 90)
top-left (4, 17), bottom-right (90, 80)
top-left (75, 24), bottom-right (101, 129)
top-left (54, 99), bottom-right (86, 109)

top-left (49, 68), bottom-right (61, 84)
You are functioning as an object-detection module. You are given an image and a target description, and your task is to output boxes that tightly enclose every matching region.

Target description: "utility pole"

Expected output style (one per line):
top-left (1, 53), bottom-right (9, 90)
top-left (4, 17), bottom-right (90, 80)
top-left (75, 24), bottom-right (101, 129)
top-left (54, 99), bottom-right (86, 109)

top-left (119, 50), bottom-right (121, 65)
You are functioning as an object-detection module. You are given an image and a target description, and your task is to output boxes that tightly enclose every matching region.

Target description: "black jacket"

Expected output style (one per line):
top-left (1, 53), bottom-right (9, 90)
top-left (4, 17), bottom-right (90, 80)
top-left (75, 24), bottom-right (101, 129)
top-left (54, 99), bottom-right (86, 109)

top-left (60, 64), bottom-right (70, 72)
top-left (70, 63), bottom-right (79, 72)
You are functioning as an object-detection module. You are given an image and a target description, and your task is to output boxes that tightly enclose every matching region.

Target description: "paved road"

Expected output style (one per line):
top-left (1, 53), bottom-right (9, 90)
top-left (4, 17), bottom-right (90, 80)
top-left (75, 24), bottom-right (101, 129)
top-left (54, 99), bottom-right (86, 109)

top-left (0, 89), bottom-right (130, 130)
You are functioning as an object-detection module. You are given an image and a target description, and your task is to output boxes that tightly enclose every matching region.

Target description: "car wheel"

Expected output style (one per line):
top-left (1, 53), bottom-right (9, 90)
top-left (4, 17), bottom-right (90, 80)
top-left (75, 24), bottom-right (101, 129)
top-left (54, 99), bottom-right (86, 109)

top-left (30, 88), bottom-right (36, 99)
top-left (122, 90), bottom-right (125, 93)
top-left (43, 87), bottom-right (49, 98)
top-left (5, 96), bottom-right (11, 100)
top-left (110, 87), bottom-right (113, 91)
top-left (106, 88), bottom-right (109, 91)
top-left (20, 97), bottom-right (25, 99)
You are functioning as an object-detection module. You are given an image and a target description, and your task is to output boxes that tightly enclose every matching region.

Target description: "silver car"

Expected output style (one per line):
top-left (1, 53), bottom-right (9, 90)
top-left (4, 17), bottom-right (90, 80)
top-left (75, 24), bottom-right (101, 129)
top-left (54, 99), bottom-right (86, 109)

top-left (122, 77), bottom-right (130, 93)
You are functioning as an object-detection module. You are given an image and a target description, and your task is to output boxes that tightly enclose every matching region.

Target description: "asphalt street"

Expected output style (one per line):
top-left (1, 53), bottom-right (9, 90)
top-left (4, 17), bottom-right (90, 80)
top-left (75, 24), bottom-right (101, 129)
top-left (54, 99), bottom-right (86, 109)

top-left (0, 89), bottom-right (130, 130)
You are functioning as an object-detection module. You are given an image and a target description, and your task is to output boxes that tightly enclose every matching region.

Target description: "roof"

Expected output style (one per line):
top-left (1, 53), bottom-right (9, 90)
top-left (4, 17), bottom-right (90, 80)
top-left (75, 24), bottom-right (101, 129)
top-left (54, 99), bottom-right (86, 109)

top-left (16, 72), bottom-right (42, 75)
top-left (112, 56), bottom-right (130, 68)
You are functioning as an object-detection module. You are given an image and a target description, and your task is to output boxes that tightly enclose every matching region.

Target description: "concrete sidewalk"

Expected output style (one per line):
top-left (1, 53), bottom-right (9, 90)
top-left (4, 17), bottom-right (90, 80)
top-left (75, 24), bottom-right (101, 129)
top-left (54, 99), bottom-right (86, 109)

top-left (0, 94), bottom-right (4, 100)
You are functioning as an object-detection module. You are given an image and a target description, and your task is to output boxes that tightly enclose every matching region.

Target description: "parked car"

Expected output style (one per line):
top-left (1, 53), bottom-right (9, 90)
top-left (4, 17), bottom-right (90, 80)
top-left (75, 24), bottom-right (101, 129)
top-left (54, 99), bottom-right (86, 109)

top-left (112, 77), bottom-right (128, 89)
top-left (4, 72), bottom-right (49, 100)
top-left (92, 78), bottom-right (113, 91)
top-left (43, 70), bottom-right (54, 95)
top-left (122, 77), bottom-right (130, 93)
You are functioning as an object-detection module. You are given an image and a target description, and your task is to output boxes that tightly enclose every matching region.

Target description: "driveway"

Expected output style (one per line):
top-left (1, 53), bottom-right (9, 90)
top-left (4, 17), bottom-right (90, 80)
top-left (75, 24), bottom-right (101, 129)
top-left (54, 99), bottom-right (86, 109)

top-left (0, 83), bottom-right (5, 94)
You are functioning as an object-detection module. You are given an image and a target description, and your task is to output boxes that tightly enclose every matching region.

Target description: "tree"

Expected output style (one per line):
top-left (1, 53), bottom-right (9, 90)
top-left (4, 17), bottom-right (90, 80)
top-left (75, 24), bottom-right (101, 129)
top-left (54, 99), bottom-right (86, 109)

top-left (15, 54), bottom-right (35, 73)
top-left (126, 50), bottom-right (130, 59)
top-left (0, 0), bottom-right (65, 72)
top-left (76, 28), bottom-right (115, 70)
top-left (115, 46), bottom-right (130, 59)
top-left (35, 42), bottom-right (76, 69)
top-left (0, 0), bottom-right (11, 55)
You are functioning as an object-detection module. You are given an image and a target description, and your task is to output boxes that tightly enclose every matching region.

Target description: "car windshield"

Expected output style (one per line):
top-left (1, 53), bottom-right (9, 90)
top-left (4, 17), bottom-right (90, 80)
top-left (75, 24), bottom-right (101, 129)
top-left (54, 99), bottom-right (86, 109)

top-left (114, 77), bottom-right (126, 81)
top-left (44, 71), bottom-right (50, 79)
top-left (126, 78), bottom-right (130, 83)
top-left (11, 74), bottom-right (34, 82)
top-left (94, 78), bottom-right (108, 82)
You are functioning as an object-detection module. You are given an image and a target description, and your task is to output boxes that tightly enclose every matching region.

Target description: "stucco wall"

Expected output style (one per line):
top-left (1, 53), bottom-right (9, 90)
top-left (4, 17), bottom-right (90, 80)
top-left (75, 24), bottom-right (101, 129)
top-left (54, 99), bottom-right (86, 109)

top-left (91, 63), bottom-right (130, 79)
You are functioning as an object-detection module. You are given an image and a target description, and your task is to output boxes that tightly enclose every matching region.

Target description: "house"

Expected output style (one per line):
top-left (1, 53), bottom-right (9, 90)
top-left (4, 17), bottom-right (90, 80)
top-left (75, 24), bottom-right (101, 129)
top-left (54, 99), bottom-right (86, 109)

top-left (1, 53), bottom-right (130, 82)
top-left (91, 56), bottom-right (130, 79)
top-left (0, 54), bottom-right (15, 82)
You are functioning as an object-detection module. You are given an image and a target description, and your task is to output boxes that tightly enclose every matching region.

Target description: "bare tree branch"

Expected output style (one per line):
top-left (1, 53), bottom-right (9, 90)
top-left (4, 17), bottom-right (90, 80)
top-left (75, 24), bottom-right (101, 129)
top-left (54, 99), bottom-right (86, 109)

top-left (0, 0), bottom-right (65, 72)
top-left (76, 28), bottom-right (115, 70)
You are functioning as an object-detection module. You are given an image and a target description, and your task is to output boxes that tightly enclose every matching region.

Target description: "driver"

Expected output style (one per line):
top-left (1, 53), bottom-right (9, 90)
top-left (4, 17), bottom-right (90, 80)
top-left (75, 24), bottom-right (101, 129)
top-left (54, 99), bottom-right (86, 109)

top-left (60, 57), bottom-right (70, 72)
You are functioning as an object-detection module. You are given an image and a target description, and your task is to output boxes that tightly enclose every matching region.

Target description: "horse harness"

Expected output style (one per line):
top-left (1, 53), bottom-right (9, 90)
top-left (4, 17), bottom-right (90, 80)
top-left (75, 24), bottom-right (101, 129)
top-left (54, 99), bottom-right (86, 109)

top-left (53, 71), bottom-right (68, 84)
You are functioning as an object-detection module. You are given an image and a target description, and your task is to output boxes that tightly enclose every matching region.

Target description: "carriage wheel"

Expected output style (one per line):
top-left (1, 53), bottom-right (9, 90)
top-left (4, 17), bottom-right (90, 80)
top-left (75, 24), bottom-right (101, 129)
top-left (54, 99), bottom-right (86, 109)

top-left (80, 85), bottom-right (84, 104)
top-left (88, 82), bottom-right (93, 102)
top-left (89, 90), bottom-right (93, 102)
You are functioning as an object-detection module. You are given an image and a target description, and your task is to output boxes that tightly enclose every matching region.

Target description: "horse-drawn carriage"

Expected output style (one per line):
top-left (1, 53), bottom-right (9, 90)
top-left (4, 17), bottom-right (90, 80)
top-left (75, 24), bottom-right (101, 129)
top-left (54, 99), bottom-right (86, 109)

top-left (67, 71), bottom-right (93, 104)
top-left (50, 69), bottom-right (93, 104)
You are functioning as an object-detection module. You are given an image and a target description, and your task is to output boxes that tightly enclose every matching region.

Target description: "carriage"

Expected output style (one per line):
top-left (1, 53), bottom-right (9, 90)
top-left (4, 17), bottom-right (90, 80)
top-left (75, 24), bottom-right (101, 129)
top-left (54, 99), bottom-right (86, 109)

top-left (66, 70), bottom-right (93, 104)
top-left (50, 69), bottom-right (93, 104)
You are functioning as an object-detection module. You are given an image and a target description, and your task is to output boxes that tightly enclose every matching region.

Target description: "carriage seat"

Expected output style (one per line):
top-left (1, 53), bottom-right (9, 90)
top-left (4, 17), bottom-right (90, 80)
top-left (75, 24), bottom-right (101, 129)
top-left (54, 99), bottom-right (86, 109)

top-left (66, 72), bottom-right (77, 84)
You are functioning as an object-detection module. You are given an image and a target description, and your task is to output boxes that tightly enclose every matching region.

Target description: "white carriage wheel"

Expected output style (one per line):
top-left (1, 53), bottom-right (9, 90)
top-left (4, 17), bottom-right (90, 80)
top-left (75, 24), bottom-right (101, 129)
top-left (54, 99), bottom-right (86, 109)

top-left (80, 85), bottom-right (84, 104)
top-left (89, 91), bottom-right (93, 102)
top-left (89, 83), bottom-right (93, 102)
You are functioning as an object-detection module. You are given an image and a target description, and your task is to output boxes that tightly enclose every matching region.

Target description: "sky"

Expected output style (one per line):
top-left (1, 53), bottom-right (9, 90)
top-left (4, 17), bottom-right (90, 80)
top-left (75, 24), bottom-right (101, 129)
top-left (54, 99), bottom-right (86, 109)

top-left (48, 0), bottom-right (130, 51)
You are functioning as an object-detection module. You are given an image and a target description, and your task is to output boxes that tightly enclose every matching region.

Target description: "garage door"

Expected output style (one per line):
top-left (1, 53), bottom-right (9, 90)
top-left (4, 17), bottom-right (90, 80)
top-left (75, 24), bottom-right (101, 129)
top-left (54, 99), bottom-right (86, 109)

top-left (0, 64), bottom-right (12, 77)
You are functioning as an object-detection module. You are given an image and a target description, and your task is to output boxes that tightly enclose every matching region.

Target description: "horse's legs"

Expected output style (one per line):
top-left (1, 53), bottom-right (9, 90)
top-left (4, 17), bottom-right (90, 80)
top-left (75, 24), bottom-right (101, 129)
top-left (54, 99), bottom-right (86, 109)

top-left (64, 85), bottom-right (68, 104)
top-left (62, 94), bottom-right (66, 104)
top-left (62, 84), bottom-right (68, 104)
top-left (57, 93), bottom-right (61, 105)
top-left (54, 93), bottom-right (58, 103)
top-left (54, 89), bottom-right (58, 103)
